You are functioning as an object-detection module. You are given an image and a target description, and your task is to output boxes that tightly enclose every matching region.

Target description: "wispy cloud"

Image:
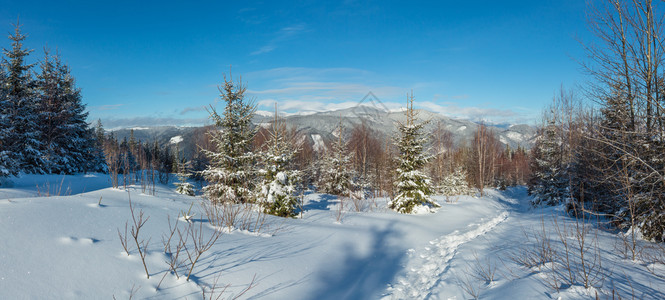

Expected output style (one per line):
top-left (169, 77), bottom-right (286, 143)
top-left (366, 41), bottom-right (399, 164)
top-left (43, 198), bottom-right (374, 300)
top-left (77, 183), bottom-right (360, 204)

top-left (417, 101), bottom-right (534, 124)
top-left (257, 99), bottom-right (364, 113)
top-left (251, 45), bottom-right (276, 56)
top-left (245, 66), bottom-right (534, 124)
top-left (251, 24), bottom-right (308, 55)
top-left (180, 106), bottom-right (206, 115)
top-left (101, 116), bottom-right (209, 130)
top-left (246, 67), bottom-right (404, 106)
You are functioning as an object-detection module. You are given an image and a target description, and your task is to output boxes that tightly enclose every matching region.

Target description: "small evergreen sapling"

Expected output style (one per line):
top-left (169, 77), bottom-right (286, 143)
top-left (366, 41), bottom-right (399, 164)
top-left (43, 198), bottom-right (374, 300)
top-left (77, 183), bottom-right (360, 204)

top-left (316, 121), bottom-right (357, 197)
top-left (440, 167), bottom-right (475, 197)
top-left (257, 114), bottom-right (301, 217)
top-left (174, 150), bottom-right (194, 196)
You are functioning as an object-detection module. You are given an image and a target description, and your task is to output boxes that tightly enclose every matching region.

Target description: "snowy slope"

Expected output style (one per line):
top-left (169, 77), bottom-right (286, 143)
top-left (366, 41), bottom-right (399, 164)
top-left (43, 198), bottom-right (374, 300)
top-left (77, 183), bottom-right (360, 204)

top-left (1, 175), bottom-right (664, 299)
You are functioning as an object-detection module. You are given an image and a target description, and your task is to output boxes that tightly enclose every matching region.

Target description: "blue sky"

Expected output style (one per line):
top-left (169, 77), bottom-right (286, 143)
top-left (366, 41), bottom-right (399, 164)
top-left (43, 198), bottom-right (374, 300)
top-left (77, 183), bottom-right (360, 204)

top-left (1, 0), bottom-right (592, 128)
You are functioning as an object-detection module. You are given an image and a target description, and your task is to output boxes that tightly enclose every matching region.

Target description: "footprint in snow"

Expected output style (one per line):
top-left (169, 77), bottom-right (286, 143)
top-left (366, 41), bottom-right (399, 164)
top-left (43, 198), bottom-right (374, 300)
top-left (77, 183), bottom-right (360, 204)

top-left (384, 212), bottom-right (509, 300)
top-left (59, 236), bottom-right (100, 245)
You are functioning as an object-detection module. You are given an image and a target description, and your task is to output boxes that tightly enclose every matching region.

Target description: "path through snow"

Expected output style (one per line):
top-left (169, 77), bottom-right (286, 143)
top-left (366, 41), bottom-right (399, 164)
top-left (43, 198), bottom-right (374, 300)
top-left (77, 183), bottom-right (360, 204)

top-left (383, 211), bottom-right (509, 299)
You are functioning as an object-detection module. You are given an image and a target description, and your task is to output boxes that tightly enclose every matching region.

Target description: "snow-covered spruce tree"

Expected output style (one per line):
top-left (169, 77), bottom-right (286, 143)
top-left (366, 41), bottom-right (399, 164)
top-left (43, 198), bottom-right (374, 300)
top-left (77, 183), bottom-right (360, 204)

top-left (439, 167), bottom-right (474, 197)
top-left (0, 69), bottom-right (17, 179)
top-left (37, 50), bottom-right (98, 174)
top-left (528, 115), bottom-right (568, 206)
top-left (316, 121), bottom-right (356, 197)
top-left (388, 94), bottom-right (439, 214)
top-left (2, 22), bottom-right (44, 174)
top-left (201, 76), bottom-right (257, 204)
top-left (257, 115), bottom-right (301, 217)
top-left (588, 88), bottom-right (633, 215)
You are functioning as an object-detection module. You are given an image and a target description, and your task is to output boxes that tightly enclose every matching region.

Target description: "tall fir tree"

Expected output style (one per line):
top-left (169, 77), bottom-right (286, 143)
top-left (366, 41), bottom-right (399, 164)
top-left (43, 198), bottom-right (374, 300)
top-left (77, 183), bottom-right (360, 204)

top-left (0, 68), bottom-right (17, 178)
top-left (202, 76), bottom-right (257, 204)
top-left (2, 21), bottom-right (44, 173)
top-left (257, 113), bottom-right (301, 217)
top-left (389, 94), bottom-right (439, 214)
top-left (591, 89), bottom-right (634, 213)
top-left (528, 116), bottom-right (568, 206)
top-left (37, 50), bottom-right (98, 174)
top-left (89, 119), bottom-right (107, 173)
top-left (316, 121), bottom-right (356, 197)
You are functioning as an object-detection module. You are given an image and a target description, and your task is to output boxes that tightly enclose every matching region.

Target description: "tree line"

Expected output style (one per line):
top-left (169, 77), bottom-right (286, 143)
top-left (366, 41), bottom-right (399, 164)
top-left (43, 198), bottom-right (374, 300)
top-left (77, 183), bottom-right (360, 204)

top-left (198, 75), bottom-right (532, 216)
top-left (0, 22), bottom-right (104, 178)
top-left (0, 20), bottom-right (532, 218)
top-left (528, 0), bottom-right (665, 242)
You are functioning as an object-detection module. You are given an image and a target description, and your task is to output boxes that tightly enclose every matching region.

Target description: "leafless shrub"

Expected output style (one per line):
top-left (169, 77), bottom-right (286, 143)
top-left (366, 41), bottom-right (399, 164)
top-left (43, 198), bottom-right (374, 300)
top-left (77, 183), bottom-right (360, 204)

top-left (35, 176), bottom-right (70, 197)
top-left (335, 197), bottom-right (345, 223)
top-left (350, 192), bottom-right (365, 212)
top-left (118, 221), bottom-right (131, 256)
top-left (497, 256), bottom-right (521, 280)
top-left (553, 217), bottom-right (576, 286)
top-left (202, 272), bottom-right (230, 300)
top-left (203, 201), bottom-right (269, 234)
top-left (509, 212), bottom-right (610, 294)
top-left (157, 216), bottom-right (191, 289)
top-left (469, 251), bottom-right (497, 284)
top-left (113, 283), bottom-right (140, 300)
top-left (457, 270), bottom-right (481, 300)
top-left (202, 273), bottom-right (257, 300)
top-left (127, 192), bottom-right (151, 279)
top-left (566, 213), bottom-right (605, 289)
top-left (510, 218), bottom-right (555, 271)
top-left (158, 217), bottom-right (190, 289)
top-left (162, 215), bottom-right (178, 254)
top-left (184, 221), bottom-right (223, 281)
top-left (516, 212), bottom-right (609, 293)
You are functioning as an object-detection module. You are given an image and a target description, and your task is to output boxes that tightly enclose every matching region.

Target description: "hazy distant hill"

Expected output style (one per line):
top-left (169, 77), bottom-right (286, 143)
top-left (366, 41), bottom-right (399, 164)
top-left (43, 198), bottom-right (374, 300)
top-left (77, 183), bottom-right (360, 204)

top-left (254, 106), bottom-right (536, 149)
top-left (111, 106), bottom-right (536, 159)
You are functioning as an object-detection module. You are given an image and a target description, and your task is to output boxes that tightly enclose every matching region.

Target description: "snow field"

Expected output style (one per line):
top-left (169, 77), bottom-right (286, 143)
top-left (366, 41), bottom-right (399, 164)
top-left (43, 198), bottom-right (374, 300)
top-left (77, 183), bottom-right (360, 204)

top-left (384, 211), bottom-right (509, 299)
top-left (1, 175), bottom-right (664, 299)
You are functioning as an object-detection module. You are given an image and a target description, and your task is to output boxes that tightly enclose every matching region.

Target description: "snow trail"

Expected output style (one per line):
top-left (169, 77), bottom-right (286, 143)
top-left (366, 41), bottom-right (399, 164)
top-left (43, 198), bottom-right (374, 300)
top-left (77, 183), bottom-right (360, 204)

top-left (383, 211), bottom-right (509, 299)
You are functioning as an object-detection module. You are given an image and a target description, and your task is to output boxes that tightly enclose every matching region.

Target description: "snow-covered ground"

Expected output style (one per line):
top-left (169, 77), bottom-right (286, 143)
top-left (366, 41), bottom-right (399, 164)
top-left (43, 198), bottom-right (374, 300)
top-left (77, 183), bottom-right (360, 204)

top-left (1, 174), bottom-right (664, 299)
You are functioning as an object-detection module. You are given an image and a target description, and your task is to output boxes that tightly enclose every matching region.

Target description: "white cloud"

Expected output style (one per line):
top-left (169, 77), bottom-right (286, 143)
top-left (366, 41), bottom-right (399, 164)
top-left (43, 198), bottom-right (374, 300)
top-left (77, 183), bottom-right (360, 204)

top-left (417, 101), bottom-right (535, 124)
top-left (245, 66), bottom-right (535, 124)
top-left (250, 45), bottom-right (276, 56)
top-left (245, 67), bottom-right (405, 111)
top-left (101, 116), bottom-right (209, 130)
top-left (180, 106), bottom-right (206, 115)
top-left (251, 24), bottom-right (308, 56)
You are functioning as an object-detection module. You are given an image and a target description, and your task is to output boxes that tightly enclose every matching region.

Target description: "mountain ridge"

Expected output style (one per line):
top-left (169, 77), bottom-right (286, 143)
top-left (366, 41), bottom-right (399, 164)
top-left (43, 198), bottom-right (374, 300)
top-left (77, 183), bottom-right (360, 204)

top-left (110, 106), bottom-right (537, 159)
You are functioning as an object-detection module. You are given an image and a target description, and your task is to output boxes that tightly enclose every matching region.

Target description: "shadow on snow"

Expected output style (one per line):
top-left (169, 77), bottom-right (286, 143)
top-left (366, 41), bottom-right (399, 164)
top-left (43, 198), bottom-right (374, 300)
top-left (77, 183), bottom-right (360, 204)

top-left (307, 223), bottom-right (405, 300)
